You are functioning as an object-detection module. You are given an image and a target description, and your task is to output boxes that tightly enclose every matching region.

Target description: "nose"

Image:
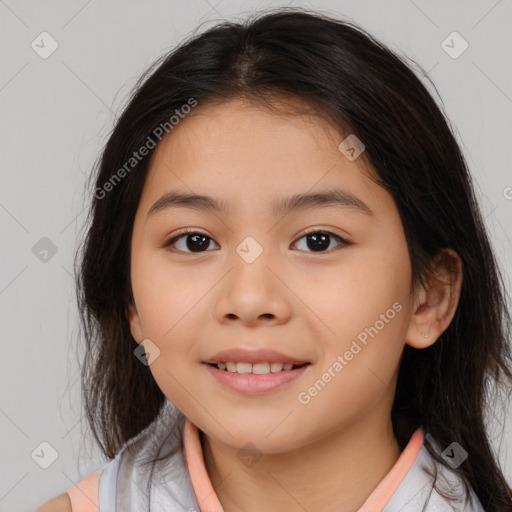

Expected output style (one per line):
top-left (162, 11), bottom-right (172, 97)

top-left (213, 249), bottom-right (292, 328)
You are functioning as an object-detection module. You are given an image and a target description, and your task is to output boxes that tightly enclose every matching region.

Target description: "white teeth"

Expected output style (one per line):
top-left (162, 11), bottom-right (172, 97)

top-left (252, 362), bottom-right (270, 374)
top-left (270, 362), bottom-right (284, 372)
top-left (236, 362), bottom-right (252, 374)
top-left (215, 361), bottom-right (303, 373)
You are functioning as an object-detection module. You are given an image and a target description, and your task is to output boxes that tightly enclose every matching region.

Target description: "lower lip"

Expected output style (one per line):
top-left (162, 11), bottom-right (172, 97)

top-left (203, 363), bottom-right (311, 394)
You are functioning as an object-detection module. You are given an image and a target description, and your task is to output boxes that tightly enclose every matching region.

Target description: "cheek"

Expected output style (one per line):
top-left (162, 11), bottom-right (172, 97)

top-left (132, 256), bottom-right (206, 408)
top-left (292, 262), bottom-right (408, 441)
top-left (131, 249), bottom-right (210, 340)
top-left (297, 241), bottom-right (411, 368)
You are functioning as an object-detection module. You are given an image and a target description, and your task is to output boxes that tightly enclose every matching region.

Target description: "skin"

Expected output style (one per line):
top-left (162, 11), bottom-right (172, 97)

top-left (127, 97), bottom-right (463, 512)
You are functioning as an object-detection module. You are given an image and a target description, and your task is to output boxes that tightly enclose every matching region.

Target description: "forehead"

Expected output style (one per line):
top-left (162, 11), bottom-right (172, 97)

top-left (153, 96), bottom-right (349, 163)
top-left (139, 97), bottom-right (387, 216)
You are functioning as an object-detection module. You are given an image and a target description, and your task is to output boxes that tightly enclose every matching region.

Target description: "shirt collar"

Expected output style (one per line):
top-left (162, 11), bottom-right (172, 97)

top-left (184, 419), bottom-right (424, 512)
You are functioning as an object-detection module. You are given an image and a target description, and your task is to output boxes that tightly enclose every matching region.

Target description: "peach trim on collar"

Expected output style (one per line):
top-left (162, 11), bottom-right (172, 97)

top-left (184, 420), bottom-right (225, 512)
top-left (358, 428), bottom-right (424, 512)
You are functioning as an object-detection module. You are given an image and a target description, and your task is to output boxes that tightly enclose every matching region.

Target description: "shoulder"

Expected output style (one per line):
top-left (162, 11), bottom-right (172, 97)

top-left (384, 431), bottom-right (486, 511)
top-left (419, 439), bottom-right (486, 511)
top-left (34, 492), bottom-right (72, 512)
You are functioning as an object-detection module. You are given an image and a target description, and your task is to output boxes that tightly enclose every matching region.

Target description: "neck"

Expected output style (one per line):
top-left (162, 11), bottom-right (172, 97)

top-left (201, 406), bottom-right (403, 512)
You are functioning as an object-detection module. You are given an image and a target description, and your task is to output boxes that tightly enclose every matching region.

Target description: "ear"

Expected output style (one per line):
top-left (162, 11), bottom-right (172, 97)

top-left (126, 303), bottom-right (144, 344)
top-left (406, 248), bottom-right (463, 349)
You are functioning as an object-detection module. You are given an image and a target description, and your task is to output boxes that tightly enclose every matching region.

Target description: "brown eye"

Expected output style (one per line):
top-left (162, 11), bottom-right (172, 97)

top-left (164, 231), bottom-right (219, 253)
top-left (293, 230), bottom-right (349, 253)
top-left (163, 228), bottom-right (349, 254)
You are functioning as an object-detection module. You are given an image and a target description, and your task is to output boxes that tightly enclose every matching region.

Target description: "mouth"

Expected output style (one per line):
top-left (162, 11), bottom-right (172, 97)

top-left (206, 361), bottom-right (310, 374)
top-left (203, 361), bottom-right (311, 394)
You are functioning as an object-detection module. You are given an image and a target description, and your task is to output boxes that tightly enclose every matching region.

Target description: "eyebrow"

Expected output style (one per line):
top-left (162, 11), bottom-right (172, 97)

top-left (147, 188), bottom-right (374, 218)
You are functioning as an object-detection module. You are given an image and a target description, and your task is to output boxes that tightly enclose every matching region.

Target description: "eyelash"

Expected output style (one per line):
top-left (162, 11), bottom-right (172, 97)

top-left (162, 227), bottom-right (350, 254)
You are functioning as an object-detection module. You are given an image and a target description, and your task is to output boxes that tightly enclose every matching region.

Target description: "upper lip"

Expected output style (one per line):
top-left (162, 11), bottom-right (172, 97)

top-left (203, 348), bottom-right (310, 365)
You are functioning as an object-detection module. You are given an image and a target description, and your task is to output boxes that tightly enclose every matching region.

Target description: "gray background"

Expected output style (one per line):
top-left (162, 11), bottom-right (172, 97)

top-left (1, 0), bottom-right (511, 510)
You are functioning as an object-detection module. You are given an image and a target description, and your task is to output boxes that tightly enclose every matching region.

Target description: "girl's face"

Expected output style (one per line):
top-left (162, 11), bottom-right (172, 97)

top-left (128, 97), bottom-right (420, 453)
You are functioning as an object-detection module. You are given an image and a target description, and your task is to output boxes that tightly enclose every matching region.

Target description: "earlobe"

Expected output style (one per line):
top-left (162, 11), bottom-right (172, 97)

top-left (405, 248), bottom-right (463, 349)
top-left (406, 285), bottom-right (436, 349)
top-left (127, 303), bottom-right (144, 343)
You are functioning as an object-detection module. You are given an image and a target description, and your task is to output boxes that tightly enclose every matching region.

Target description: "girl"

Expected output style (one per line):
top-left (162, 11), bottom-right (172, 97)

top-left (36, 7), bottom-right (512, 512)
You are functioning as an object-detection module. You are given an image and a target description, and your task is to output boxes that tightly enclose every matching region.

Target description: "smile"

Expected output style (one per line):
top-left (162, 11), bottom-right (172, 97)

top-left (209, 361), bottom-right (309, 374)
top-left (203, 362), bottom-right (311, 394)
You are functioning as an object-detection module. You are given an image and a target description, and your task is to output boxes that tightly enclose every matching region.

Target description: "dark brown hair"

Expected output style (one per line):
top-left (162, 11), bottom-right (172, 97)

top-left (75, 7), bottom-right (512, 510)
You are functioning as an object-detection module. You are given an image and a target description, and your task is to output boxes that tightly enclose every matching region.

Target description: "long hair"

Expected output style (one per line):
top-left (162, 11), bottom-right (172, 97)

top-left (75, 7), bottom-right (512, 510)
